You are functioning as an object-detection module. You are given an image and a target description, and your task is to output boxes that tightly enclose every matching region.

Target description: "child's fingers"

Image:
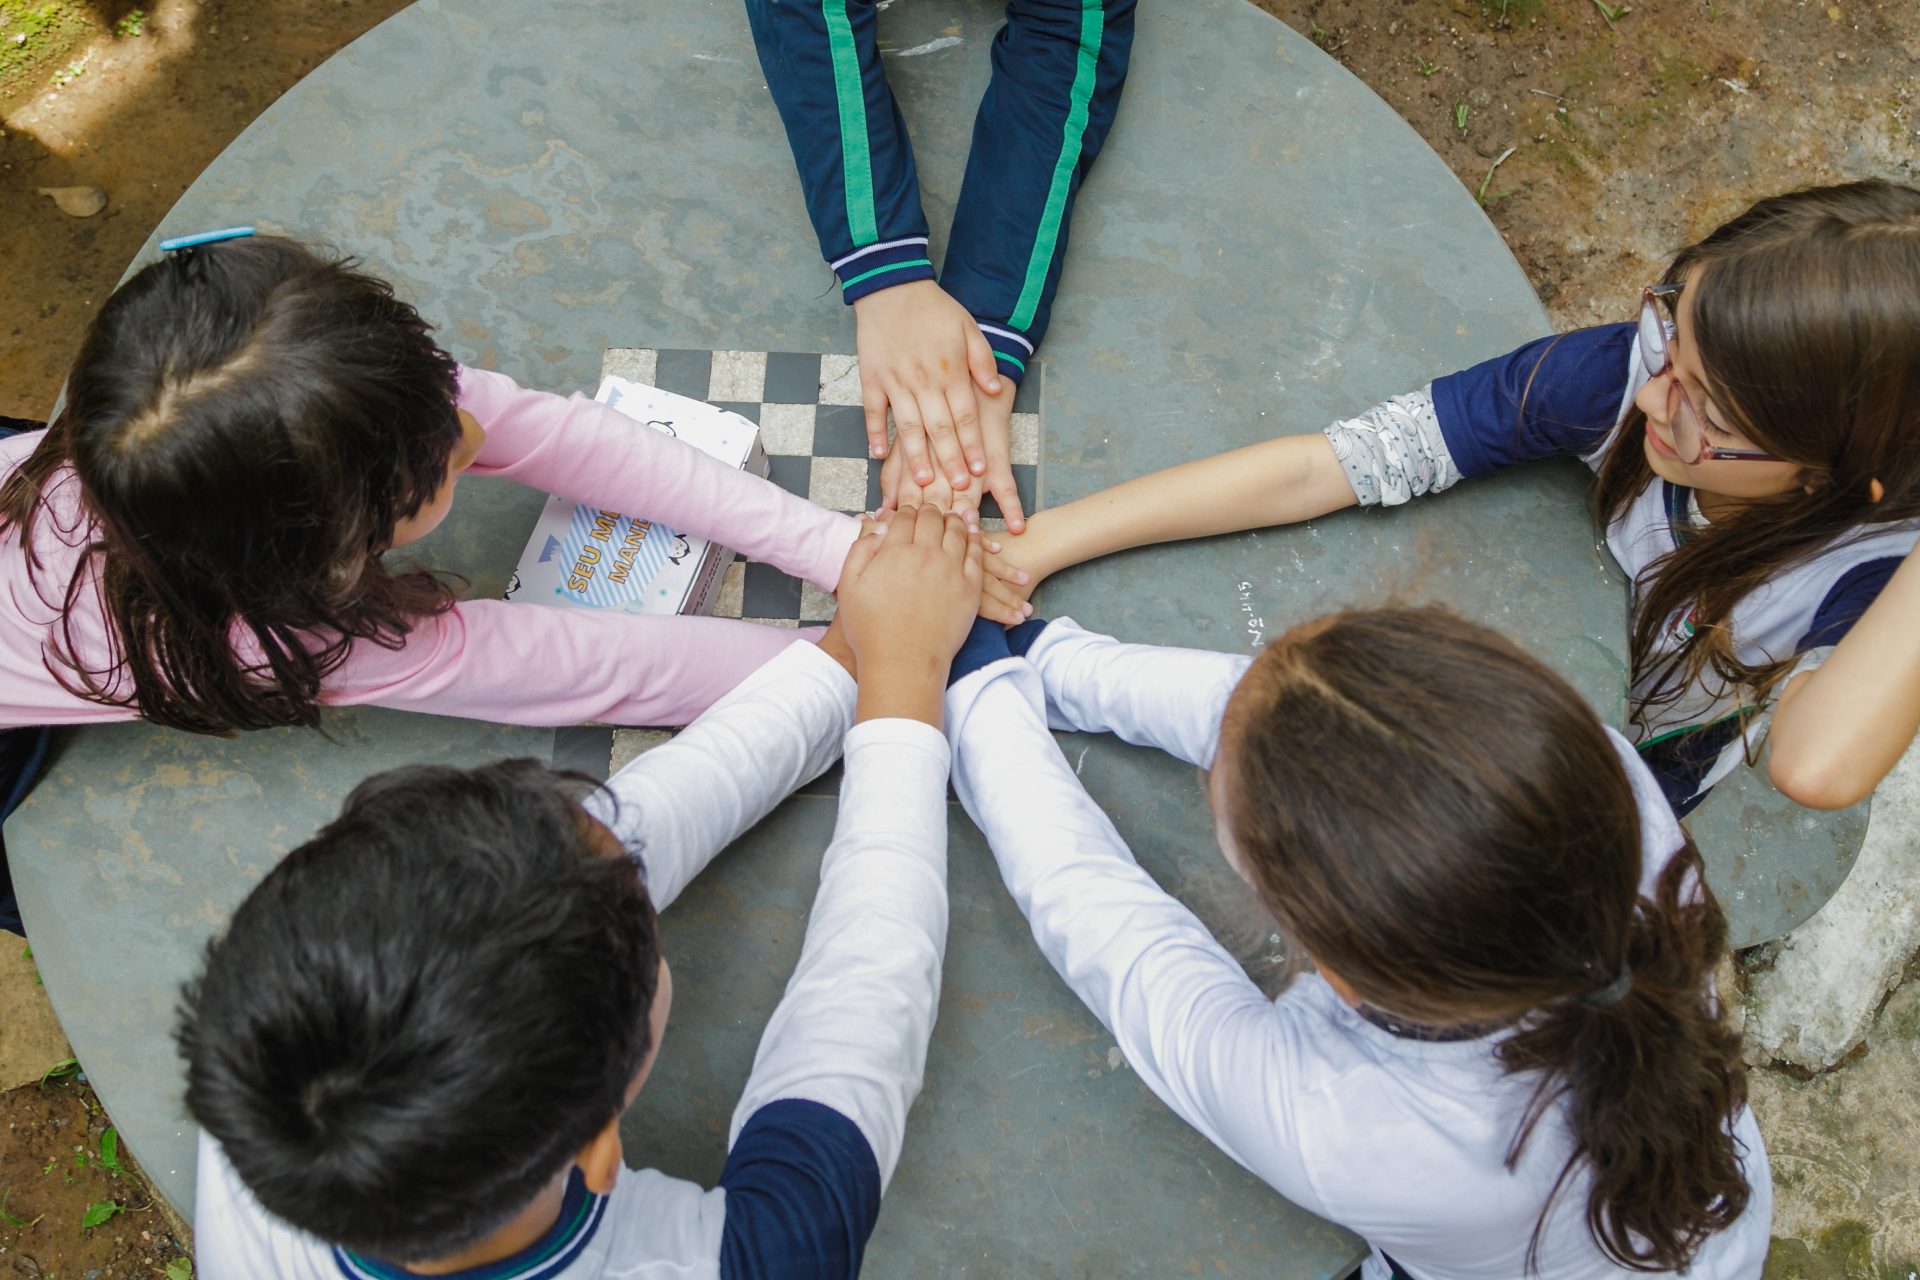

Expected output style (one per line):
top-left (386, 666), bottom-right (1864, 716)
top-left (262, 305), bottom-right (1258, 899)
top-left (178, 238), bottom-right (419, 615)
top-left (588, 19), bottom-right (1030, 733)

top-left (918, 394), bottom-right (971, 491)
top-left (981, 546), bottom-right (1030, 587)
top-left (841, 513), bottom-right (890, 579)
top-left (940, 508), bottom-right (971, 558)
top-left (863, 387), bottom-right (892, 461)
top-left (945, 485), bottom-right (981, 530)
top-left (911, 500), bottom-right (947, 547)
top-left (964, 527), bottom-right (986, 585)
top-left (945, 385), bottom-right (988, 480)
top-left (984, 460), bottom-right (1026, 535)
top-left (979, 577), bottom-right (1031, 626)
top-left (878, 449), bottom-right (906, 510)
top-left (892, 395), bottom-right (935, 486)
top-left (966, 326), bottom-right (1003, 398)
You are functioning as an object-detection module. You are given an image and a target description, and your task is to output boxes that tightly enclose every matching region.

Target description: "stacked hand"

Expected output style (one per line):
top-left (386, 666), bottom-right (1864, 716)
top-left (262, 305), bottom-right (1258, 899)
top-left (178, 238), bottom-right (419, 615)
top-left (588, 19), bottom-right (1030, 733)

top-left (826, 504), bottom-right (988, 727)
top-left (853, 280), bottom-right (1029, 533)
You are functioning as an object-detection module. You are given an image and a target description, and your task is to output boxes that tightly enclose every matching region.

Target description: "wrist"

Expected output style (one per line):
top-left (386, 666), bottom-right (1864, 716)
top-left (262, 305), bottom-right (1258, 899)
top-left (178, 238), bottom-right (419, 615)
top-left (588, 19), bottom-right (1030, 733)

top-left (1009, 509), bottom-right (1069, 583)
top-left (839, 242), bottom-right (936, 307)
top-left (852, 650), bottom-right (949, 728)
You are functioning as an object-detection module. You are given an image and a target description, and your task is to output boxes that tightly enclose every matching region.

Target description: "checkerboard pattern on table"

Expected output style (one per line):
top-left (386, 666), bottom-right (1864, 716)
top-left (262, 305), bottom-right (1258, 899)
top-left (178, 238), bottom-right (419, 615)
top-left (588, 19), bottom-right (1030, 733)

top-left (601, 347), bottom-right (1042, 627)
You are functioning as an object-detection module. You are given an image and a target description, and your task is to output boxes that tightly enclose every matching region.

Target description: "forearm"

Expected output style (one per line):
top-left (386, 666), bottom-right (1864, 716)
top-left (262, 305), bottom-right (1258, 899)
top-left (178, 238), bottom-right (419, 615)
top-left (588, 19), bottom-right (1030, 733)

top-left (944, 660), bottom-right (1316, 1194)
top-left (459, 366), bottom-right (859, 589)
top-left (729, 720), bottom-right (951, 1188)
top-left (743, 0), bottom-right (934, 303)
top-left (1023, 619), bottom-right (1249, 768)
top-left (331, 602), bottom-right (811, 730)
top-left (1768, 550), bottom-right (1920, 808)
top-left (1011, 432), bottom-right (1358, 582)
top-left (584, 640), bottom-right (855, 912)
top-left (939, 0), bottom-right (1136, 373)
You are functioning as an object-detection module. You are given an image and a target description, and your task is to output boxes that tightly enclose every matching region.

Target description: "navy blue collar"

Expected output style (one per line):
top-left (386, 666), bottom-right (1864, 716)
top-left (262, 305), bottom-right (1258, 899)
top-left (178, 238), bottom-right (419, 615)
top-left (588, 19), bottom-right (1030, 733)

top-left (334, 1169), bottom-right (607, 1280)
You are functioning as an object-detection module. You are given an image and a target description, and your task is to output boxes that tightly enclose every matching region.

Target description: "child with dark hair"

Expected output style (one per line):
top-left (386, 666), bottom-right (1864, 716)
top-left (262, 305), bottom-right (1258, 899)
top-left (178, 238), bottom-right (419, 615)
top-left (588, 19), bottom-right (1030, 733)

top-left (943, 607), bottom-right (1770, 1277)
top-left (0, 233), bottom-right (1027, 932)
top-left (181, 502), bottom-right (988, 1279)
top-left (996, 179), bottom-right (1920, 818)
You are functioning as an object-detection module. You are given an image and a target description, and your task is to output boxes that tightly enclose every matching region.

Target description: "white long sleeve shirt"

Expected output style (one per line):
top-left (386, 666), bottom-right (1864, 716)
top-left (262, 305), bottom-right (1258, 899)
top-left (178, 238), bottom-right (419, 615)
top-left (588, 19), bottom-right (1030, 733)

top-left (195, 640), bottom-right (951, 1280)
top-left (946, 619), bottom-right (1771, 1280)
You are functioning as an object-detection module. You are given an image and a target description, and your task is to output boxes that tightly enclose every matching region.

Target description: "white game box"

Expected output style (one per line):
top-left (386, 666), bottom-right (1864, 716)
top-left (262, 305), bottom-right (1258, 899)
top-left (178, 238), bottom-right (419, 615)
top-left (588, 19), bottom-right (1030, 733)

top-left (504, 375), bottom-right (768, 617)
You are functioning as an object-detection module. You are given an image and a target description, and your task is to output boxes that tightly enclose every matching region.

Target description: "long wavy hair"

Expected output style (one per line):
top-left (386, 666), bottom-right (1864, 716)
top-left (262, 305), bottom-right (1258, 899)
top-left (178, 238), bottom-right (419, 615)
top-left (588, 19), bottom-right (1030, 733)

top-left (1217, 606), bottom-right (1750, 1273)
top-left (0, 236), bottom-right (464, 733)
top-left (1590, 180), bottom-right (1920, 732)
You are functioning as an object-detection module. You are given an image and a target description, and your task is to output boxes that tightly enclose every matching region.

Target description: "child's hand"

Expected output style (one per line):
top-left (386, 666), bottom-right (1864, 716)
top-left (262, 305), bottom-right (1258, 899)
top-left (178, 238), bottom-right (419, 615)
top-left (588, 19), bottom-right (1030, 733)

top-left (982, 512), bottom-right (1061, 609)
top-left (836, 505), bottom-right (985, 725)
top-left (979, 535), bottom-right (1034, 626)
top-left (879, 379), bottom-right (1026, 533)
top-left (854, 281), bottom-right (1001, 493)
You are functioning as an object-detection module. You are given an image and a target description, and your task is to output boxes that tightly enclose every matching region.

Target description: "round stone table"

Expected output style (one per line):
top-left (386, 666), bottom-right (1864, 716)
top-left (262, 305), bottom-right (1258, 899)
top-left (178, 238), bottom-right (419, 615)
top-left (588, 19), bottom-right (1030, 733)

top-left (8, 0), bottom-right (1861, 1272)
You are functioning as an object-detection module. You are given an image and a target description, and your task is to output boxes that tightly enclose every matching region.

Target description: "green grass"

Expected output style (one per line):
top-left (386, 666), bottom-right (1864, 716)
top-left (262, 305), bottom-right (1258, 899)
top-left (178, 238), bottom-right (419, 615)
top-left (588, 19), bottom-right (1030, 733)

top-left (0, 1), bottom-right (94, 105)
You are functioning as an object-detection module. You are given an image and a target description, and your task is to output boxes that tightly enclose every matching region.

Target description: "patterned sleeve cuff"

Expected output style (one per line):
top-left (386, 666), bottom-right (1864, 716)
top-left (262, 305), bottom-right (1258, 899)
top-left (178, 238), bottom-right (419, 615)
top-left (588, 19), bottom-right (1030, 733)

top-left (833, 237), bottom-right (936, 305)
top-left (1320, 384), bottom-right (1459, 508)
top-left (973, 321), bottom-right (1034, 386)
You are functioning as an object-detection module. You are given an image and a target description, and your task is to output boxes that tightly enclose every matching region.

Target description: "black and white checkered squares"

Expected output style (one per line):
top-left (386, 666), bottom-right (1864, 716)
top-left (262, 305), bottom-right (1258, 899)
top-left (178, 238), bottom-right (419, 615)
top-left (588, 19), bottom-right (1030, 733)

top-left (601, 347), bottom-right (1042, 626)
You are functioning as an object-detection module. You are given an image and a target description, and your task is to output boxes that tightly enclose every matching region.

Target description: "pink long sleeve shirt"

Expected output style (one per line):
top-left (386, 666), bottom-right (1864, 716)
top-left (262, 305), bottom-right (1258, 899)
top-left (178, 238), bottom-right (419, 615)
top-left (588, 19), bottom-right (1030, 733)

top-left (0, 366), bottom-right (860, 729)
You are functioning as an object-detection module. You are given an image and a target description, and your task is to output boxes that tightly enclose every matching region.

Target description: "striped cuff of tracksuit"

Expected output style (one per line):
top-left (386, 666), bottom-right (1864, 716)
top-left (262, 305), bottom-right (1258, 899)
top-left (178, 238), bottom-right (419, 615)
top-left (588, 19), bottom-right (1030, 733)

top-left (834, 237), bottom-right (936, 304)
top-left (972, 320), bottom-right (1033, 385)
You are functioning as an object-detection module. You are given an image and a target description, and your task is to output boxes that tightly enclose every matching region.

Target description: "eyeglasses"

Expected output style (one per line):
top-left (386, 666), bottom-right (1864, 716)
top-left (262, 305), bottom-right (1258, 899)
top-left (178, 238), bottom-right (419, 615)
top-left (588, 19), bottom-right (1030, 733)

top-left (1637, 285), bottom-right (1779, 464)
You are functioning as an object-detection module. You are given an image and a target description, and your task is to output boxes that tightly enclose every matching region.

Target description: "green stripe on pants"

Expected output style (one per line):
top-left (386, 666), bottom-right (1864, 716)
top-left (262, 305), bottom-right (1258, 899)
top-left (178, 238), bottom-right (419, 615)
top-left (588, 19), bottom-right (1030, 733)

top-left (823, 0), bottom-right (879, 246)
top-left (1008, 2), bottom-right (1104, 330)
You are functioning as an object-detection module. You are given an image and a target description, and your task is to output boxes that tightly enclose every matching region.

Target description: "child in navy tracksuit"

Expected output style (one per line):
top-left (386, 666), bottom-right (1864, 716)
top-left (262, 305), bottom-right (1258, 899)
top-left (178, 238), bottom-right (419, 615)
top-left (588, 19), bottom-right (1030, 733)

top-left (746, 0), bottom-right (1134, 530)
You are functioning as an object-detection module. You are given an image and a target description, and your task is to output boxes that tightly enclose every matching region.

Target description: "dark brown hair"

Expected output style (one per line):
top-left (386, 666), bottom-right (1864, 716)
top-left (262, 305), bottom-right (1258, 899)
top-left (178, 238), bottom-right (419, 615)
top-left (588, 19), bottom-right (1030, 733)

top-left (0, 236), bottom-right (464, 733)
top-left (1217, 606), bottom-right (1749, 1272)
top-left (1592, 180), bottom-right (1920, 733)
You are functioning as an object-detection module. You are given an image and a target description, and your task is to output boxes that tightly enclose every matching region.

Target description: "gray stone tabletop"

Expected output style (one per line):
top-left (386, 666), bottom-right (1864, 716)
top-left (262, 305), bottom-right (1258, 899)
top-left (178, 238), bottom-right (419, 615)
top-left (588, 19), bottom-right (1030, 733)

top-left (6, 0), bottom-right (1863, 1272)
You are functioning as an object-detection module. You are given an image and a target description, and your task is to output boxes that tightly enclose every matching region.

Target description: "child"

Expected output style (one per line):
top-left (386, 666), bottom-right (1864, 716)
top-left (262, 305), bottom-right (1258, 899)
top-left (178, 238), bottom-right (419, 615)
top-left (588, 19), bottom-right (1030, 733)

top-left (745, 0), bottom-right (1136, 529)
top-left (0, 234), bottom-right (1028, 929)
top-left (182, 502), bottom-right (985, 1280)
top-left (944, 607), bottom-right (1771, 1277)
top-left (995, 180), bottom-right (1920, 816)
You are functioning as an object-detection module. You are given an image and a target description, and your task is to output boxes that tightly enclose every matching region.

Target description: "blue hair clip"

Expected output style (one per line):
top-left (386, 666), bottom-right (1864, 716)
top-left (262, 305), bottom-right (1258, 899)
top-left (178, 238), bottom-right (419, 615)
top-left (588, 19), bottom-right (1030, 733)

top-left (158, 226), bottom-right (256, 254)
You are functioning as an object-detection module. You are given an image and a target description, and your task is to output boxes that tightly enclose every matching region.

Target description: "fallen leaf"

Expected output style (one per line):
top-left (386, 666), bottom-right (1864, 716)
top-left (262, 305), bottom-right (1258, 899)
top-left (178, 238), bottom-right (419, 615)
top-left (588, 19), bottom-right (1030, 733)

top-left (36, 186), bottom-right (107, 217)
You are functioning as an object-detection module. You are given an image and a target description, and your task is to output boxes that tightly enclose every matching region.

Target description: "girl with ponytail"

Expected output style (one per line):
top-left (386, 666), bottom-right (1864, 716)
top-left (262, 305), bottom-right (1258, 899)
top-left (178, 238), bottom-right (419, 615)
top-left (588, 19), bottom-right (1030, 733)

top-left (995, 179), bottom-right (1920, 817)
top-left (942, 604), bottom-right (1768, 1277)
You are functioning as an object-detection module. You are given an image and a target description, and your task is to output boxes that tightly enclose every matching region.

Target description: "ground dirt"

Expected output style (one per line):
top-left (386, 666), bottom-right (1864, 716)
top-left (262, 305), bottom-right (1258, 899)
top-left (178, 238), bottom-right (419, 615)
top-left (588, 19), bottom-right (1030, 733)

top-left (3, 0), bottom-right (1919, 1275)
top-left (0, 1069), bottom-right (191, 1280)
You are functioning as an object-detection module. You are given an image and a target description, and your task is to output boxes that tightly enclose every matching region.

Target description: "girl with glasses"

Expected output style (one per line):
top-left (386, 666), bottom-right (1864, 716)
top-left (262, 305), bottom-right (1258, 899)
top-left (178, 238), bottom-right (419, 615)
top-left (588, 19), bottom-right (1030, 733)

top-left (996, 180), bottom-right (1920, 817)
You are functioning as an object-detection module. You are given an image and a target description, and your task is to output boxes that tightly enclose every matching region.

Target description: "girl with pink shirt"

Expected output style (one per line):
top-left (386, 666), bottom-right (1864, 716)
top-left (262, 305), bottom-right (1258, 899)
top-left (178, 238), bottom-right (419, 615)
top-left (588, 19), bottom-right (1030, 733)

top-left (0, 232), bottom-right (1028, 930)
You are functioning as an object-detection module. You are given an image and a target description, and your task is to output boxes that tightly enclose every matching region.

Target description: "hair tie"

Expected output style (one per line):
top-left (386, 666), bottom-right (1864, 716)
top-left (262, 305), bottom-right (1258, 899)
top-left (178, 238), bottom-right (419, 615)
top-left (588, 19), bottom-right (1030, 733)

top-left (158, 226), bottom-right (255, 254)
top-left (1580, 960), bottom-right (1635, 1009)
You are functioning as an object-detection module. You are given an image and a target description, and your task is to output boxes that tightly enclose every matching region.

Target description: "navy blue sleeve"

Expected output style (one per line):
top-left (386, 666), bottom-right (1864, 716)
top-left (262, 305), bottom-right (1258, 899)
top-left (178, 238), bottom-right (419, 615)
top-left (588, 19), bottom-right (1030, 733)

top-left (948, 616), bottom-right (1014, 685)
top-left (939, 0), bottom-right (1137, 381)
top-left (1797, 557), bottom-right (1903, 653)
top-left (717, 1098), bottom-right (883, 1280)
top-left (745, 0), bottom-right (936, 304)
top-left (1428, 322), bottom-right (1637, 479)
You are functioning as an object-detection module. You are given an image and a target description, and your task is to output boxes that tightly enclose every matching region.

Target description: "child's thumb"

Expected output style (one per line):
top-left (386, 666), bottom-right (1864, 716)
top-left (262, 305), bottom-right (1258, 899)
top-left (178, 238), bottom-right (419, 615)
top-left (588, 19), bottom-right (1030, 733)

top-left (842, 517), bottom-right (889, 580)
top-left (966, 328), bottom-right (1002, 396)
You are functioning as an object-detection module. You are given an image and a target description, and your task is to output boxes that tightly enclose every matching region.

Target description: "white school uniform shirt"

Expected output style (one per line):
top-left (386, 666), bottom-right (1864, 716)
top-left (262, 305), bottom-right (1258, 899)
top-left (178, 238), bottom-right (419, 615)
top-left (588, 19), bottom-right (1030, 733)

top-left (194, 640), bottom-right (953, 1280)
top-left (1325, 320), bottom-right (1920, 801)
top-left (945, 619), bottom-right (1771, 1280)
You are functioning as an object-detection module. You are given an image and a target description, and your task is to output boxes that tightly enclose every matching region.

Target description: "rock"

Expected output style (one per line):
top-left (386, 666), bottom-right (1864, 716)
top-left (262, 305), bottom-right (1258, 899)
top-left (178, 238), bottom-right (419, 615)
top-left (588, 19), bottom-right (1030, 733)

top-left (36, 185), bottom-right (107, 217)
top-left (1743, 735), bottom-right (1920, 1072)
